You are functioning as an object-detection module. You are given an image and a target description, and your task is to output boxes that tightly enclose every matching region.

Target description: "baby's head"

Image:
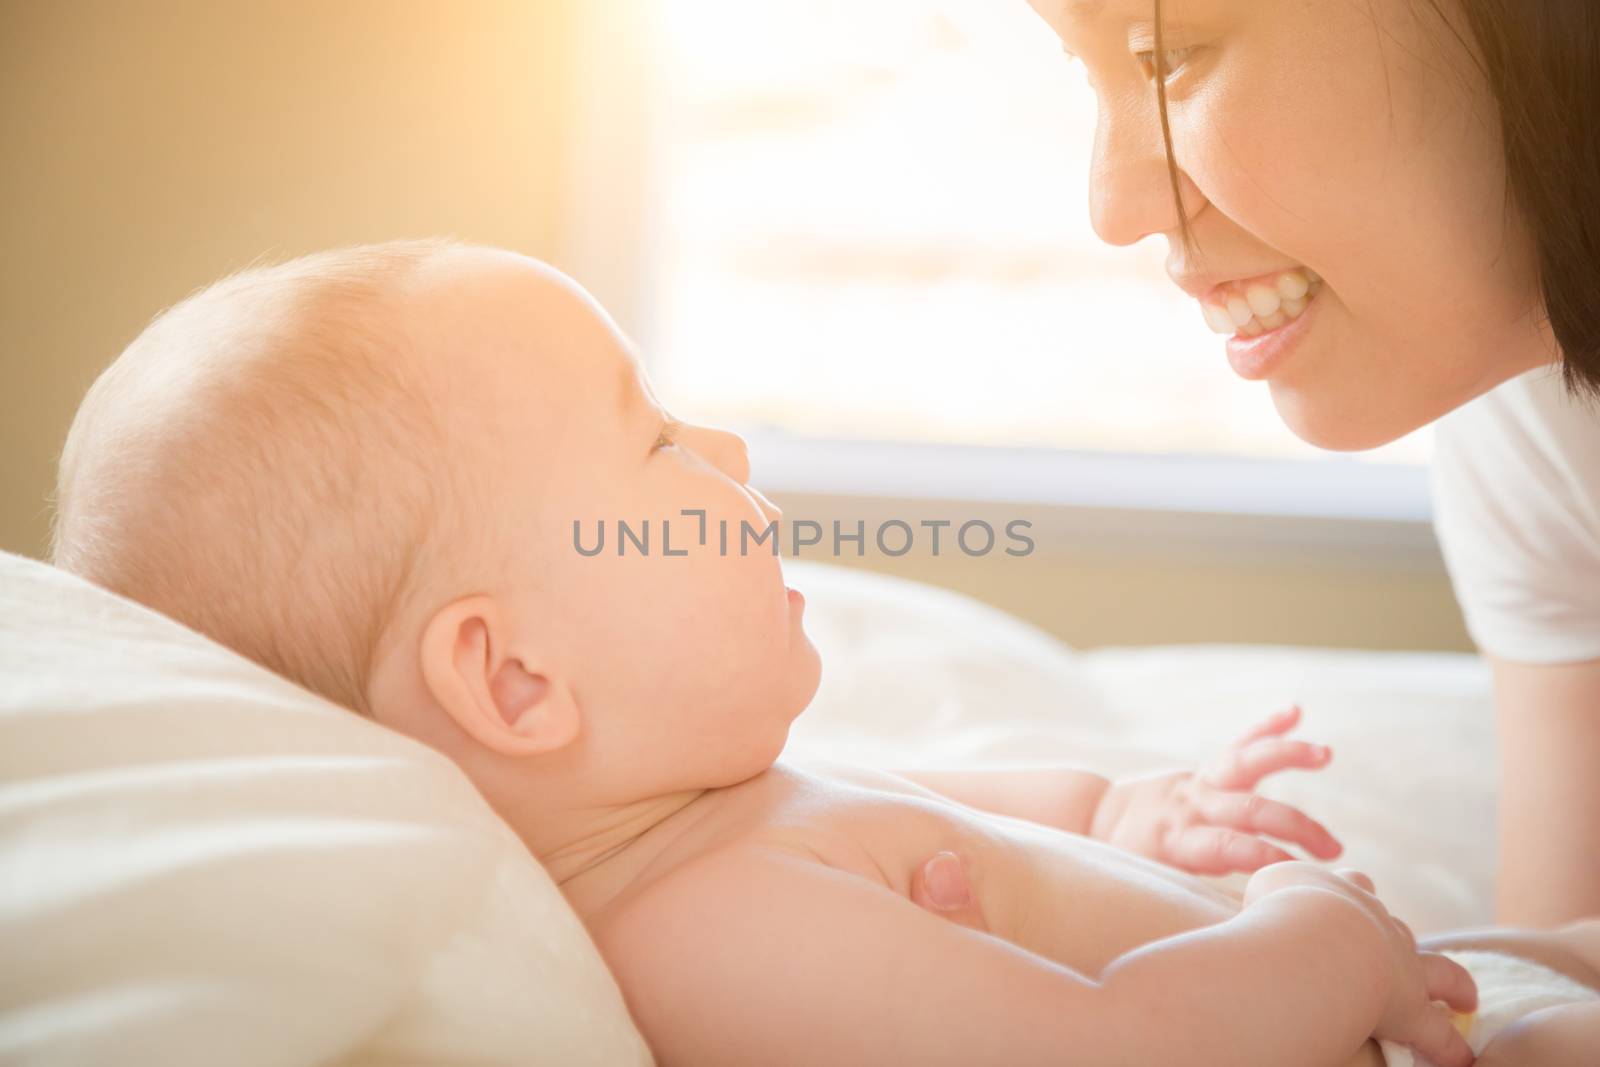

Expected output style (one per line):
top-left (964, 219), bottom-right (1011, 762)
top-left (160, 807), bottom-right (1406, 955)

top-left (53, 239), bottom-right (821, 811)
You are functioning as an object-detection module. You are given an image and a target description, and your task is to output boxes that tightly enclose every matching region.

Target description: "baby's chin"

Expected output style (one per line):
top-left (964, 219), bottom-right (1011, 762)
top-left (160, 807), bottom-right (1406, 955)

top-left (787, 637), bottom-right (824, 718)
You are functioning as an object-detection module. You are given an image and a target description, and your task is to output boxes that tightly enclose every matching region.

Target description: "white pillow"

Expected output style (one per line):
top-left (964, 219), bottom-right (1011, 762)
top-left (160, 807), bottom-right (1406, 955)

top-left (0, 551), bottom-right (651, 1066)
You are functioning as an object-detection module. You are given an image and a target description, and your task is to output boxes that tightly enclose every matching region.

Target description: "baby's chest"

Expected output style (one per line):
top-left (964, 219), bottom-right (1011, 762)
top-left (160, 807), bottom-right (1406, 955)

top-left (783, 800), bottom-right (957, 897)
top-left (725, 764), bottom-right (1234, 962)
top-left (743, 766), bottom-right (1023, 907)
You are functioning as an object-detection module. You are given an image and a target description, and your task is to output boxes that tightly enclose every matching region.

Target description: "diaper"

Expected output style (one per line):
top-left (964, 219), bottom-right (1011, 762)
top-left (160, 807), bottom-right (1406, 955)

top-left (1378, 948), bottom-right (1600, 1067)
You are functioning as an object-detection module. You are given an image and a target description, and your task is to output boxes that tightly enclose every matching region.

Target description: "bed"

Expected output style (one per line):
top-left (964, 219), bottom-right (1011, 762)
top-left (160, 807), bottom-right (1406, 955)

top-left (0, 549), bottom-right (1497, 1064)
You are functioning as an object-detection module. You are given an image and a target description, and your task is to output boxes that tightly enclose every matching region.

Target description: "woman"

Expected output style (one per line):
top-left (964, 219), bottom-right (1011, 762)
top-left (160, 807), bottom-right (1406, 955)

top-left (1004, 0), bottom-right (1599, 925)
top-left (904, 6), bottom-right (1600, 1056)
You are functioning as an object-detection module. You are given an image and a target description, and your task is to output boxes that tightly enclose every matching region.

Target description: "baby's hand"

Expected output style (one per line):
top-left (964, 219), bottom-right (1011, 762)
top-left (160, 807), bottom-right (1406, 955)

top-left (1090, 705), bottom-right (1344, 874)
top-left (1245, 862), bottom-right (1478, 1067)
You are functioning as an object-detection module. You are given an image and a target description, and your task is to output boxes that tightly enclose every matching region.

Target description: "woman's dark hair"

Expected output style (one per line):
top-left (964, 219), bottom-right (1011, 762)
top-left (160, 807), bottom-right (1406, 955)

top-left (1152, 0), bottom-right (1600, 402)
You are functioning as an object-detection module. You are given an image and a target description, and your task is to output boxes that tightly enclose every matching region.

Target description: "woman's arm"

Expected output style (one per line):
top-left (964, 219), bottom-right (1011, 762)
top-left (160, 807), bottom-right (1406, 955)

top-left (1489, 654), bottom-right (1600, 924)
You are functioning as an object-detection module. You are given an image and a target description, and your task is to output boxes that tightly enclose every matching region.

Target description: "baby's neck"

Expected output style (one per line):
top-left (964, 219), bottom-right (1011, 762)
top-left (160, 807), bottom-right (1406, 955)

top-left (519, 785), bottom-right (715, 914)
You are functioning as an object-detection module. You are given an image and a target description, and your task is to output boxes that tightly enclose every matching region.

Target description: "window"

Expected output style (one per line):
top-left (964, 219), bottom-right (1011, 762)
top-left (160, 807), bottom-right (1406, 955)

top-left (569, 0), bottom-right (1431, 494)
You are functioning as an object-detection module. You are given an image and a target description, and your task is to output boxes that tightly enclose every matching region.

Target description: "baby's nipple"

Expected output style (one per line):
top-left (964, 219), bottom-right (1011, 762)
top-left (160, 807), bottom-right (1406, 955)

top-left (910, 849), bottom-right (987, 933)
top-left (923, 851), bottom-right (972, 910)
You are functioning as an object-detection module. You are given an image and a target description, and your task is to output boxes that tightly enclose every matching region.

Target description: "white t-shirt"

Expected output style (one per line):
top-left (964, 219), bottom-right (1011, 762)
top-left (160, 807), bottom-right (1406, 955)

top-left (1431, 364), bottom-right (1600, 663)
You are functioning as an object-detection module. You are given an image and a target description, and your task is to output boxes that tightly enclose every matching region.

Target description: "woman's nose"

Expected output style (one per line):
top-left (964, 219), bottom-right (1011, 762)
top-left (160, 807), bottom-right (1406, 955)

top-left (1086, 94), bottom-right (1208, 248)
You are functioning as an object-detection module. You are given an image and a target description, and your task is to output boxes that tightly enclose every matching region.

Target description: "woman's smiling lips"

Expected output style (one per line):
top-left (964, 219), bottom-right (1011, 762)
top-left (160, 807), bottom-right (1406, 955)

top-left (1223, 282), bottom-right (1323, 381)
top-left (1168, 265), bottom-right (1325, 381)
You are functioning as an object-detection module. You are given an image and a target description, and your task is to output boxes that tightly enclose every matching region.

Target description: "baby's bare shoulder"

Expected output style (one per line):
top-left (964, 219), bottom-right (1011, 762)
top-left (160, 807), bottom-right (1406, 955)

top-left (777, 757), bottom-right (944, 800)
top-left (587, 839), bottom-right (838, 979)
top-left (596, 765), bottom-right (982, 937)
top-left (594, 766), bottom-right (923, 931)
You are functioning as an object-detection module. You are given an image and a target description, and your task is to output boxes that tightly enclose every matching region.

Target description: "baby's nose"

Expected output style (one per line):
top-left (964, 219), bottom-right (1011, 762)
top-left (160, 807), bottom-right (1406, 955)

top-left (748, 484), bottom-right (782, 522)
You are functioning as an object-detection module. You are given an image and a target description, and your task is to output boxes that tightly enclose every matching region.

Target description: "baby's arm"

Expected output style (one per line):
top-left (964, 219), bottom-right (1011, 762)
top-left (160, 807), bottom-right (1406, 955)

top-left (888, 706), bottom-right (1342, 873)
top-left (593, 846), bottom-right (1391, 1067)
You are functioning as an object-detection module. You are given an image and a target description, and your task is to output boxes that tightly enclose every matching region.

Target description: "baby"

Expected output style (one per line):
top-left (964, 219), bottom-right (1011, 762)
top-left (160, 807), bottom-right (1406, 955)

top-left (52, 239), bottom-right (1600, 1066)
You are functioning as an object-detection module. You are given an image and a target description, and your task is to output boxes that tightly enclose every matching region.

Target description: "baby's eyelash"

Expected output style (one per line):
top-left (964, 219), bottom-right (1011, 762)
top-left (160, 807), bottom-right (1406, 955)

top-left (652, 417), bottom-right (682, 453)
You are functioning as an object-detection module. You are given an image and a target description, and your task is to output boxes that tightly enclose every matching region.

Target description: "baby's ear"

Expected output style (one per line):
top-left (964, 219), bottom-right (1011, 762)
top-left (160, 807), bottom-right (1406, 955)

top-left (419, 595), bottom-right (580, 757)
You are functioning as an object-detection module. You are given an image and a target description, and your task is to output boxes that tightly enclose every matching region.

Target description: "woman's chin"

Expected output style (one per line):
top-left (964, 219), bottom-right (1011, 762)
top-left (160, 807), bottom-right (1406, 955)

top-left (1269, 383), bottom-right (1425, 453)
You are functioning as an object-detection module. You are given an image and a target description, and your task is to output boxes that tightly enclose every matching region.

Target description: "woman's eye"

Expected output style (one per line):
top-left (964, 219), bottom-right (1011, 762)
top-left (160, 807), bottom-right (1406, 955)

top-left (1134, 46), bottom-right (1196, 82)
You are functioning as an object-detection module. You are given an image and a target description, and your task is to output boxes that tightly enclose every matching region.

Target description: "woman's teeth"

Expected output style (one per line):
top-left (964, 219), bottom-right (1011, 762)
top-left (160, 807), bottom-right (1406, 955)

top-left (1200, 268), bottom-right (1322, 337)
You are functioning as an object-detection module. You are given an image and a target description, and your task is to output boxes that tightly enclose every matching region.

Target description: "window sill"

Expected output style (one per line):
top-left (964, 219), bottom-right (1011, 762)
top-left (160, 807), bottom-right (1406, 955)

top-left (740, 428), bottom-right (1444, 571)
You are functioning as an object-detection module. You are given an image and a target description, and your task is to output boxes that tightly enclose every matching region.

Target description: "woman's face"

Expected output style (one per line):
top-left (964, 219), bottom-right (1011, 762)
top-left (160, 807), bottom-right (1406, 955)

top-left (1028, 0), bottom-right (1558, 450)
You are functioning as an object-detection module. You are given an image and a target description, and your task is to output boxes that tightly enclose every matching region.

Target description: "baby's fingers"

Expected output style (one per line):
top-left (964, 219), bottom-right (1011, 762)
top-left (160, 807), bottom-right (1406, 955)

top-left (1231, 704), bottom-right (1302, 747)
top-left (1405, 1002), bottom-right (1475, 1067)
top-left (1201, 737), bottom-right (1333, 791)
top-left (1421, 952), bottom-right (1478, 1015)
top-left (1166, 826), bottom-right (1295, 875)
top-left (1194, 791), bottom-right (1343, 859)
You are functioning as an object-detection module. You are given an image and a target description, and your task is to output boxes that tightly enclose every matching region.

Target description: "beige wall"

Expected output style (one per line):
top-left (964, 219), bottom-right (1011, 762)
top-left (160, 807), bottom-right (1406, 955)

top-left (797, 544), bottom-right (1471, 653)
top-left (0, 1), bottom-right (1474, 653)
top-left (0, 0), bottom-right (575, 558)
top-left (763, 493), bottom-right (1473, 653)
